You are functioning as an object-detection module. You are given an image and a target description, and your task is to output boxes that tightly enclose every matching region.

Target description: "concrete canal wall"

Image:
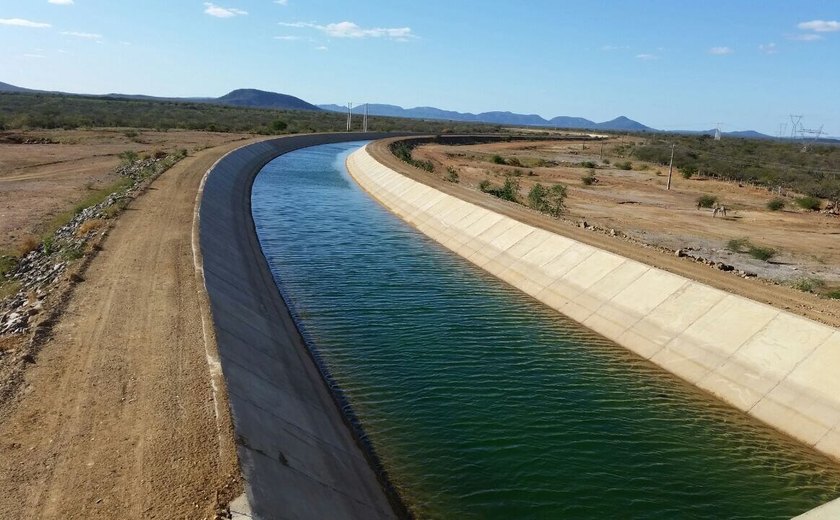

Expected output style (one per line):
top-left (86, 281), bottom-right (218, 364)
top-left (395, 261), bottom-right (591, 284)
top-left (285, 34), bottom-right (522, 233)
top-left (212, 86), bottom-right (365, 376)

top-left (347, 145), bottom-right (840, 463)
top-left (199, 134), bottom-right (408, 519)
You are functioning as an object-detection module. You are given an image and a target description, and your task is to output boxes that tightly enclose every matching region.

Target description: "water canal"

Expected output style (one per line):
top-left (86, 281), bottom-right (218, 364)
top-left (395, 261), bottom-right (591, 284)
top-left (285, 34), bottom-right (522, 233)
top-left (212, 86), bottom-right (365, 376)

top-left (251, 141), bottom-right (840, 519)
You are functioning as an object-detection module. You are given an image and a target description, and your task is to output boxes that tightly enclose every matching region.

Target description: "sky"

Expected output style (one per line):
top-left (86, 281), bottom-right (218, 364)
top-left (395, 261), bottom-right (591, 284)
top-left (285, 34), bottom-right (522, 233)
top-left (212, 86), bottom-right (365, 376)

top-left (1, 1), bottom-right (838, 136)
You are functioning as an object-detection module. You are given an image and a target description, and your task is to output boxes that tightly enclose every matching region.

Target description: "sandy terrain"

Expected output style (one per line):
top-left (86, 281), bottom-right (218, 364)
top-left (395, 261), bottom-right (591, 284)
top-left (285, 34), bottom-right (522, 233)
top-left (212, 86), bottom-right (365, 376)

top-left (0, 129), bottom-right (251, 255)
top-left (370, 138), bottom-right (840, 328)
top-left (0, 138), bottom-right (261, 519)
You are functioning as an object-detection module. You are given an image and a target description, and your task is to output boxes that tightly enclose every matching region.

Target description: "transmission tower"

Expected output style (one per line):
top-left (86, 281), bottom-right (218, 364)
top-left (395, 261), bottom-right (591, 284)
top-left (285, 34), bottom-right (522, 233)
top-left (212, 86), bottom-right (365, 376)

top-left (346, 102), bottom-right (353, 131)
top-left (714, 122), bottom-right (722, 141)
top-left (789, 114), bottom-right (803, 139)
top-left (800, 125), bottom-right (824, 152)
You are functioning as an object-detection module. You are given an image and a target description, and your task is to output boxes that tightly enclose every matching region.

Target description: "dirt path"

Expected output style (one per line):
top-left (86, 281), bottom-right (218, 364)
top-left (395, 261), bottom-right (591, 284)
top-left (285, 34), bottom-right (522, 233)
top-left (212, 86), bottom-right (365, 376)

top-left (0, 139), bottom-right (260, 519)
top-left (369, 139), bottom-right (840, 329)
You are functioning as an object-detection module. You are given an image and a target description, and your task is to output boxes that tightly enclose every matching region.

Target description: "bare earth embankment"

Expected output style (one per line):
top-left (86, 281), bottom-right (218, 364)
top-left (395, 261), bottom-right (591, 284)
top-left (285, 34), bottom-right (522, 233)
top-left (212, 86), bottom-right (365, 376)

top-left (0, 137), bottom-right (260, 519)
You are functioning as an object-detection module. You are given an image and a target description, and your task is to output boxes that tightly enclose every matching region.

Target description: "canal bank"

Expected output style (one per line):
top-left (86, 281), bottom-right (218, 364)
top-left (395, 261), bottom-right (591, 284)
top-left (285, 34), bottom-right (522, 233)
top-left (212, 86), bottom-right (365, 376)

top-left (198, 134), bottom-right (408, 519)
top-left (346, 144), bottom-right (840, 465)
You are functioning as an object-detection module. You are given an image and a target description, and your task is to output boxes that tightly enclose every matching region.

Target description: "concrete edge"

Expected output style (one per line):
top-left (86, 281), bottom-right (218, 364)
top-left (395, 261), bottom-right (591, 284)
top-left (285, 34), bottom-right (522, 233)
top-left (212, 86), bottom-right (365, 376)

top-left (199, 133), bottom-right (413, 519)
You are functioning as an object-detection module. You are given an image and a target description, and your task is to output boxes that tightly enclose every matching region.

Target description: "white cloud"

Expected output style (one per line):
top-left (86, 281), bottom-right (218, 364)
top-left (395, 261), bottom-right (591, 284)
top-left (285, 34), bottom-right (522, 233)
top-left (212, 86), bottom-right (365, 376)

top-left (635, 53), bottom-right (658, 60)
top-left (758, 43), bottom-right (777, 54)
top-left (798, 20), bottom-right (840, 32)
top-left (61, 31), bottom-right (103, 39)
top-left (48, 0), bottom-right (74, 4)
top-left (273, 35), bottom-right (300, 40)
top-left (203, 3), bottom-right (247, 18)
top-left (601, 44), bottom-right (627, 51)
top-left (0, 18), bottom-right (52, 28)
top-left (274, 0), bottom-right (288, 5)
top-left (315, 45), bottom-right (328, 51)
top-left (278, 20), bottom-right (415, 41)
top-left (787, 33), bottom-right (822, 41)
top-left (23, 53), bottom-right (46, 58)
top-left (709, 46), bottom-right (733, 55)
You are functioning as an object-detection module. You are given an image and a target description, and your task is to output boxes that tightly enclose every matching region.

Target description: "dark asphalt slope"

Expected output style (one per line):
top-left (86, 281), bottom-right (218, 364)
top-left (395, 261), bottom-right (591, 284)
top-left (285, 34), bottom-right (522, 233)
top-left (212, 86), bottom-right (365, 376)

top-left (199, 134), bottom-right (409, 520)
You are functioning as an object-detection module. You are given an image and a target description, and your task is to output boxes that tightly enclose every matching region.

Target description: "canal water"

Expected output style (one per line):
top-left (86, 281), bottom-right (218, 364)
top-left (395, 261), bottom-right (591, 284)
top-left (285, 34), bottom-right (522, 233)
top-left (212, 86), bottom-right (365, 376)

top-left (251, 141), bottom-right (840, 519)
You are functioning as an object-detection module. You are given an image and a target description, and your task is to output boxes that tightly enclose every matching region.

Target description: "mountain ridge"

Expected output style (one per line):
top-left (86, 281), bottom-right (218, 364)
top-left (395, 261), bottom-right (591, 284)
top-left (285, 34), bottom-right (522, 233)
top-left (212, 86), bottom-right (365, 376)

top-left (318, 103), bottom-right (653, 131)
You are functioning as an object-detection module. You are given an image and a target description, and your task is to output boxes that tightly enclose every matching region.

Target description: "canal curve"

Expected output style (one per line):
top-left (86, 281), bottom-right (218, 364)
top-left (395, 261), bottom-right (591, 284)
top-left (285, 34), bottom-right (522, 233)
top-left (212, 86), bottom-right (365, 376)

top-left (251, 141), bottom-right (840, 519)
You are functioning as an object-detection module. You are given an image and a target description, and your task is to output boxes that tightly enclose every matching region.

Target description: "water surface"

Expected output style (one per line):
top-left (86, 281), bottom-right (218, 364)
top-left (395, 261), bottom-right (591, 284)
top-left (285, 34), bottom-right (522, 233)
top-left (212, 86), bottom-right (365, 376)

top-left (251, 142), bottom-right (840, 519)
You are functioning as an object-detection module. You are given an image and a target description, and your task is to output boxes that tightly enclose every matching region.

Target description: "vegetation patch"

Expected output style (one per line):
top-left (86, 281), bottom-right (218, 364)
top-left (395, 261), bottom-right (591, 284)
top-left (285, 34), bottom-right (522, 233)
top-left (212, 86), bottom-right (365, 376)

top-left (727, 237), bottom-right (776, 262)
top-left (527, 183), bottom-right (567, 217)
top-left (696, 194), bottom-right (718, 208)
top-left (390, 141), bottom-right (434, 172)
top-left (766, 198), bottom-right (785, 211)
top-left (480, 177), bottom-right (520, 202)
top-left (795, 196), bottom-right (821, 211)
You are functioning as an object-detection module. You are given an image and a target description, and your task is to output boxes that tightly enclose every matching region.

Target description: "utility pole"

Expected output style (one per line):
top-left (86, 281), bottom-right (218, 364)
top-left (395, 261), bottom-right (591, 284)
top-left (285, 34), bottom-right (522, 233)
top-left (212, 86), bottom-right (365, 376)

top-left (363, 103), bottom-right (368, 133)
top-left (599, 143), bottom-right (604, 160)
top-left (346, 102), bottom-right (353, 131)
top-left (666, 143), bottom-right (675, 190)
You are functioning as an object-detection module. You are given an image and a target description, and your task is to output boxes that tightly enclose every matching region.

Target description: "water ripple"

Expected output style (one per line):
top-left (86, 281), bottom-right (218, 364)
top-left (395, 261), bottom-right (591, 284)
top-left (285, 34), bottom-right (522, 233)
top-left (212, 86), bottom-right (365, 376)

top-left (252, 142), bottom-right (840, 519)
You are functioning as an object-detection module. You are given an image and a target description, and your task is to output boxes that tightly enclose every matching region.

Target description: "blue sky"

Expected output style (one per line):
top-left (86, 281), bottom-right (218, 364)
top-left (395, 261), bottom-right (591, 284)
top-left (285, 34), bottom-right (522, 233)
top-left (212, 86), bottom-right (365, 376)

top-left (1, 1), bottom-right (838, 135)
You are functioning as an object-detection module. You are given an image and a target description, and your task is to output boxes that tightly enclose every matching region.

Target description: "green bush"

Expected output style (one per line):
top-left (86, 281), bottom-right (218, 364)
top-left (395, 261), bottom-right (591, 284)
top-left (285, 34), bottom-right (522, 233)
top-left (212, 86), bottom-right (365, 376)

top-left (527, 183), bottom-right (567, 217)
top-left (791, 277), bottom-right (825, 293)
top-left (617, 161), bottom-right (633, 170)
top-left (796, 196), bottom-right (821, 211)
top-left (507, 157), bottom-right (523, 167)
top-left (445, 167), bottom-right (459, 183)
top-left (726, 238), bottom-right (749, 252)
top-left (681, 165), bottom-right (698, 179)
top-left (826, 290), bottom-right (840, 299)
top-left (696, 194), bottom-right (718, 208)
top-left (747, 245), bottom-right (776, 261)
top-left (581, 161), bottom-right (597, 169)
top-left (766, 198), bottom-right (785, 211)
top-left (491, 154), bottom-right (506, 165)
top-left (581, 173), bottom-right (597, 186)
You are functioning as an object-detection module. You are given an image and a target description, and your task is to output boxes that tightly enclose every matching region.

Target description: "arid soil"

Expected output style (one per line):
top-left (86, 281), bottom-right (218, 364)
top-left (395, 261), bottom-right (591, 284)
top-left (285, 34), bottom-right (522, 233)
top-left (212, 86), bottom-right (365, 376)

top-left (411, 138), bottom-right (840, 287)
top-left (0, 137), bottom-right (262, 519)
top-left (0, 129), bottom-right (251, 255)
top-left (370, 138), bottom-right (840, 328)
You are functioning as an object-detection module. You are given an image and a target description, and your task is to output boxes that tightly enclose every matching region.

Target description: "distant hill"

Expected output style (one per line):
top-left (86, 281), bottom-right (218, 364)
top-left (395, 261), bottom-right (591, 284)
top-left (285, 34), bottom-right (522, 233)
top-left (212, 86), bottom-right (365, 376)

top-left (214, 89), bottom-right (321, 111)
top-left (0, 81), bottom-right (37, 93)
top-left (319, 102), bottom-right (653, 131)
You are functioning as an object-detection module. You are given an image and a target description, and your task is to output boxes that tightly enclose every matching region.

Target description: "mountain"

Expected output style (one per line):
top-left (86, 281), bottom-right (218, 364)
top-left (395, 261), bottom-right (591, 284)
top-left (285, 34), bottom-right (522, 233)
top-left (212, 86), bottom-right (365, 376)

top-left (318, 102), bottom-right (653, 131)
top-left (0, 81), bottom-right (37, 93)
top-left (215, 89), bottom-right (321, 111)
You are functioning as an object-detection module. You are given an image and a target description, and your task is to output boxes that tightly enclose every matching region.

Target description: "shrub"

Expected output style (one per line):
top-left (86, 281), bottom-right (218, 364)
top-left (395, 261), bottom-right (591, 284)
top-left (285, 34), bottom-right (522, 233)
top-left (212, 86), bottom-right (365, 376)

top-left (726, 238), bottom-right (749, 252)
top-left (617, 161), bottom-right (633, 170)
top-left (696, 194), bottom-right (718, 208)
top-left (445, 167), bottom-right (459, 183)
top-left (77, 218), bottom-right (107, 237)
top-left (826, 290), bottom-right (840, 300)
top-left (747, 245), bottom-right (776, 261)
top-left (528, 183), bottom-right (567, 217)
top-left (791, 277), bottom-right (825, 293)
top-left (681, 165), bottom-right (698, 179)
top-left (507, 157), bottom-right (523, 167)
top-left (271, 119), bottom-right (288, 132)
top-left (581, 173), bottom-right (597, 186)
top-left (581, 160), bottom-right (597, 169)
top-left (766, 198), bottom-right (785, 211)
top-left (118, 150), bottom-right (139, 165)
top-left (795, 196), bottom-right (821, 211)
top-left (491, 154), bottom-right (506, 165)
top-left (0, 255), bottom-right (16, 278)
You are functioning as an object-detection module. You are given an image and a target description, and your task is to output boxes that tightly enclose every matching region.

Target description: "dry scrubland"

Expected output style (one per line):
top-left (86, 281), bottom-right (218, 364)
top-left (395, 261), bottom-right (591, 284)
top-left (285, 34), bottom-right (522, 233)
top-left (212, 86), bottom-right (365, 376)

top-left (0, 129), bottom-right (251, 254)
top-left (411, 137), bottom-right (840, 292)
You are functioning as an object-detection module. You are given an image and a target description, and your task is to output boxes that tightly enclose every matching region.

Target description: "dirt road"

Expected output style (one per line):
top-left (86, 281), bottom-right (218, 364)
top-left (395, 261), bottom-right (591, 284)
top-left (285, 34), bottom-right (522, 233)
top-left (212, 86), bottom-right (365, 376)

top-left (0, 139), bottom-right (259, 519)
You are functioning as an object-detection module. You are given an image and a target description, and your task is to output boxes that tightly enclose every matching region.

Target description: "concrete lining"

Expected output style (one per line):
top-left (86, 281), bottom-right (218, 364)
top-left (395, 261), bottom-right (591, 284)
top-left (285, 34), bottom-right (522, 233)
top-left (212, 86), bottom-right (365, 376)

top-left (199, 134), bottom-right (408, 520)
top-left (347, 145), bottom-right (840, 465)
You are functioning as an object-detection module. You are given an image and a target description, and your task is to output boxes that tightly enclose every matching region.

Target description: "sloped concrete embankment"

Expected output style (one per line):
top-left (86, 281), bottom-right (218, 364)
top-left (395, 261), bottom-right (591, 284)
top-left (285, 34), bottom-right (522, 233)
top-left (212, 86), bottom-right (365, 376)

top-left (347, 145), bottom-right (840, 463)
top-left (199, 134), bottom-right (406, 520)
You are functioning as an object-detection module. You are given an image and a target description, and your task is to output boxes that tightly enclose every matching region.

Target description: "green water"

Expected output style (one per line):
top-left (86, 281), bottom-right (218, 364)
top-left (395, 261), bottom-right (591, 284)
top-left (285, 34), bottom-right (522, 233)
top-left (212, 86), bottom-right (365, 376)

top-left (251, 142), bottom-right (840, 519)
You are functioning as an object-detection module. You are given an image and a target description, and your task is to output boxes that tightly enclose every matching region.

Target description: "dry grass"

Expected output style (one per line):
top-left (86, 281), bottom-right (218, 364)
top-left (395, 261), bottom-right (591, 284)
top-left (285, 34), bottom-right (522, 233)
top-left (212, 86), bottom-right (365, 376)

top-left (77, 219), bottom-right (107, 237)
top-left (16, 236), bottom-right (39, 257)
